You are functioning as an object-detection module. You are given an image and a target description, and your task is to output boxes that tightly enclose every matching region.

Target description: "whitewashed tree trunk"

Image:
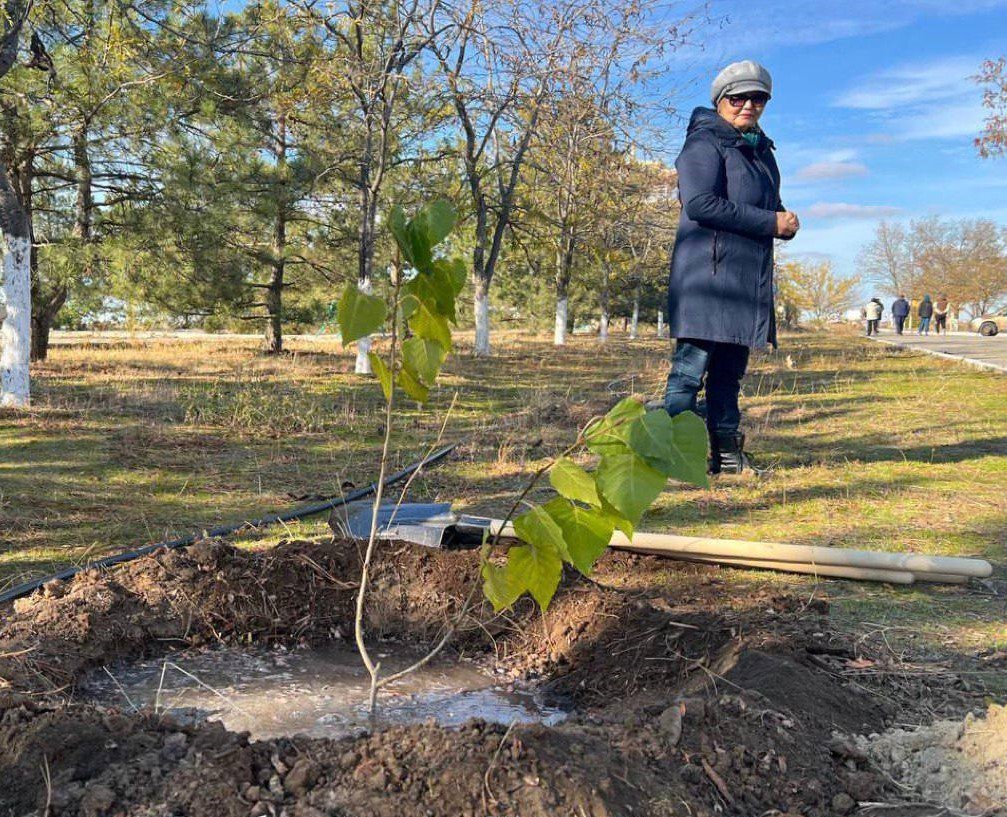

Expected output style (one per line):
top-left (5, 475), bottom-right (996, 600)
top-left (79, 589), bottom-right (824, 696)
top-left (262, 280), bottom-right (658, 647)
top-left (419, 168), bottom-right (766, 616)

top-left (1, 235), bottom-right (31, 407)
top-left (599, 309), bottom-right (609, 342)
top-left (554, 296), bottom-right (568, 346)
top-left (630, 289), bottom-right (640, 339)
top-left (657, 310), bottom-right (665, 338)
top-left (473, 276), bottom-right (490, 356)
top-left (354, 276), bottom-right (374, 374)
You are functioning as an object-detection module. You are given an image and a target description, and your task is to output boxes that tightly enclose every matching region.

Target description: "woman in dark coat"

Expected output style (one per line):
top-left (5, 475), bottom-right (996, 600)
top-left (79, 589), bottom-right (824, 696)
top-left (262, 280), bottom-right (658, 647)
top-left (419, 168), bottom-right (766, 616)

top-left (665, 60), bottom-right (799, 474)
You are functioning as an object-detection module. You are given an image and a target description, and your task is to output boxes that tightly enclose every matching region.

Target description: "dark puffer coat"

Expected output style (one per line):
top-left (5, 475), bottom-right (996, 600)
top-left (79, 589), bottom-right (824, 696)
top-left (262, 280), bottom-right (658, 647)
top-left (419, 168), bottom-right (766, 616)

top-left (668, 107), bottom-right (786, 349)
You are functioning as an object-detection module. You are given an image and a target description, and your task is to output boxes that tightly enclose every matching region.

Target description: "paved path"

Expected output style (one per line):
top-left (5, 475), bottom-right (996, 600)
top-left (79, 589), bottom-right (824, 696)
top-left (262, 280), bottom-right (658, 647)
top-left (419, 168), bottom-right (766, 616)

top-left (870, 329), bottom-right (1007, 373)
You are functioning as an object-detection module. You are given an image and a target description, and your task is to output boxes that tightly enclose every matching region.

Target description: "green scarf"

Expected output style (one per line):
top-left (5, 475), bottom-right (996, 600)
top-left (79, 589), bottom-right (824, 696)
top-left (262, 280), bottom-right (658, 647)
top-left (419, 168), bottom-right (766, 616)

top-left (741, 131), bottom-right (760, 148)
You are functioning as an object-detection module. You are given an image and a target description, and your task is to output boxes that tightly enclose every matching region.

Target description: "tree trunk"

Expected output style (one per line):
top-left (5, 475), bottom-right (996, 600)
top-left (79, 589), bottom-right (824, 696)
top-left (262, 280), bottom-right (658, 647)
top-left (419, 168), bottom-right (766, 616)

top-left (354, 133), bottom-right (378, 373)
top-left (471, 191), bottom-right (491, 356)
top-left (554, 295), bottom-right (569, 346)
top-left (630, 281), bottom-right (640, 339)
top-left (598, 264), bottom-right (610, 343)
top-left (553, 235), bottom-right (575, 346)
top-left (31, 285), bottom-right (66, 362)
top-left (1, 161), bottom-right (30, 406)
top-left (657, 309), bottom-right (665, 338)
top-left (354, 196), bottom-right (377, 373)
top-left (354, 276), bottom-right (374, 373)
top-left (474, 273), bottom-right (490, 357)
top-left (265, 117), bottom-right (287, 354)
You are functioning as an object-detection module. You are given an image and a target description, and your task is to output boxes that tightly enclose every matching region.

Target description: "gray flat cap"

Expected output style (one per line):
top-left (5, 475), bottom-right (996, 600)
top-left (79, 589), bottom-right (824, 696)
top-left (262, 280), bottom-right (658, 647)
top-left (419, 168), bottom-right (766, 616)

top-left (711, 60), bottom-right (773, 105)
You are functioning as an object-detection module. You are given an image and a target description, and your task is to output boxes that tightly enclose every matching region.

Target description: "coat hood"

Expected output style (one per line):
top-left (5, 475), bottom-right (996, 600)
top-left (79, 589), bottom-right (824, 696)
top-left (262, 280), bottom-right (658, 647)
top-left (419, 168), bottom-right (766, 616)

top-left (686, 107), bottom-right (774, 150)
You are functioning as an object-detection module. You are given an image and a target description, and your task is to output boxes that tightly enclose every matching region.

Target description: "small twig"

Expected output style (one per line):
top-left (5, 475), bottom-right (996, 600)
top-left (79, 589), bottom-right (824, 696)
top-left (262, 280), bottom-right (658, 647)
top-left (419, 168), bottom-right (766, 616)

top-left (40, 755), bottom-right (52, 817)
top-left (154, 661), bottom-right (168, 716)
top-left (102, 666), bottom-right (139, 712)
top-left (700, 758), bottom-right (736, 807)
top-left (482, 719), bottom-right (518, 809)
top-left (158, 661), bottom-right (253, 717)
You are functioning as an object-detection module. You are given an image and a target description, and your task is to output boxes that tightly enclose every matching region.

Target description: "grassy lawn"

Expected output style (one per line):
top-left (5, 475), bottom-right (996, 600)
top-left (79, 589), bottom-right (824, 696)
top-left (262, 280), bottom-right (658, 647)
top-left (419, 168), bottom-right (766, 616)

top-left (3, 326), bottom-right (1005, 661)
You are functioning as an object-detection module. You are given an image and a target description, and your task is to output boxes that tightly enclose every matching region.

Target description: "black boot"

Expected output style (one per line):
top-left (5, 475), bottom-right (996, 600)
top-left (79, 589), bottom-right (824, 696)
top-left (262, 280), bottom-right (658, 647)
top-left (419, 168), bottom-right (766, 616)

top-left (711, 431), bottom-right (770, 476)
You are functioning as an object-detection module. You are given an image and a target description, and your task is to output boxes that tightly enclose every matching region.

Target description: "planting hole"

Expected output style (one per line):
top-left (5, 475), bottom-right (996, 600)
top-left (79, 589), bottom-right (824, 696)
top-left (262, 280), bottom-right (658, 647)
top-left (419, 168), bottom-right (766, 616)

top-left (78, 643), bottom-right (567, 739)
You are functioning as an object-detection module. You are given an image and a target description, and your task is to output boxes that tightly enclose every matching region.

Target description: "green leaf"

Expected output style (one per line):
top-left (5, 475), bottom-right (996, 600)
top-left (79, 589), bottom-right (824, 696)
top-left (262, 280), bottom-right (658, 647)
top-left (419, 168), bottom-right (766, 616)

top-left (508, 543), bottom-right (563, 610)
top-left (513, 505), bottom-right (570, 562)
top-left (338, 284), bottom-right (386, 345)
top-left (481, 556), bottom-right (526, 612)
top-left (396, 366), bottom-right (430, 403)
top-left (406, 220), bottom-right (433, 271)
top-left (424, 200), bottom-right (456, 248)
top-left (406, 272), bottom-right (456, 324)
top-left (389, 206), bottom-right (411, 264)
top-left (584, 397), bottom-right (645, 456)
top-left (542, 497), bottom-right (614, 575)
top-left (600, 496), bottom-right (635, 538)
top-left (402, 336), bottom-right (446, 386)
top-left (549, 457), bottom-right (601, 508)
top-left (407, 296), bottom-right (452, 350)
top-left (628, 410), bottom-right (710, 488)
top-left (368, 353), bottom-right (393, 400)
top-left (595, 451), bottom-right (667, 527)
top-left (480, 540), bottom-right (563, 612)
top-left (433, 257), bottom-right (467, 295)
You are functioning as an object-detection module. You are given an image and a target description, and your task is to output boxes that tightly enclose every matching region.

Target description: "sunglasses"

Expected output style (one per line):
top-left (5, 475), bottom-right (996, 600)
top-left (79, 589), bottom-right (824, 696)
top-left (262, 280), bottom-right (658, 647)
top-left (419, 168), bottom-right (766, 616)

top-left (725, 92), bottom-right (769, 108)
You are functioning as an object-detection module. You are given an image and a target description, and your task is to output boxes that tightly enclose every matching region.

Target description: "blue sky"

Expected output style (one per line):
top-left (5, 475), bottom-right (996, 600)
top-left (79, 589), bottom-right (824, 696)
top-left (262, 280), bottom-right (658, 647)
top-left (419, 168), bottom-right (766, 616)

top-left (665, 0), bottom-right (1007, 285)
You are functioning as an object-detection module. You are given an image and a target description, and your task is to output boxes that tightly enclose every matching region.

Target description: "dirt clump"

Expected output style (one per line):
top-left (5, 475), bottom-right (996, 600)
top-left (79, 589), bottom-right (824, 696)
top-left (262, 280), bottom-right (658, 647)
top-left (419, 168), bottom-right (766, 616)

top-left (0, 539), bottom-right (361, 699)
top-left (857, 704), bottom-right (1007, 815)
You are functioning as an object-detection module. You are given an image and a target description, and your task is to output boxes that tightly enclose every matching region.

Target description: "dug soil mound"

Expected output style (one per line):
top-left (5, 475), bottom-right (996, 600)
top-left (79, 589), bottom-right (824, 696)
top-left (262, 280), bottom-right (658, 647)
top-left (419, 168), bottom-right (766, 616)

top-left (0, 538), bottom-right (990, 816)
top-left (858, 704), bottom-right (1007, 815)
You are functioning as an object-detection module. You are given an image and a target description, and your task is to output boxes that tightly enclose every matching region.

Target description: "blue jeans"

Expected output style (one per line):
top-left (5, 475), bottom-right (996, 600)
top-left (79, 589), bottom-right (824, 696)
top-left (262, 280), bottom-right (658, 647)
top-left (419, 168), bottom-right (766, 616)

top-left (664, 338), bottom-right (750, 434)
top-left (918, 317), bottom-right (931, 334)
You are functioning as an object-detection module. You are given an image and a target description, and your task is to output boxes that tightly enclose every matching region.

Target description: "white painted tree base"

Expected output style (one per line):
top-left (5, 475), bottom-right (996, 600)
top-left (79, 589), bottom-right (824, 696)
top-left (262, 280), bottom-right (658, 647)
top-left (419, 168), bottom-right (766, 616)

top-left (554, 297), bottom-right (568, 346)
top-left (0, 235), bottom-right (31, 407)
top-left (354, 276), bottom-right (373, 374)
top-left (474, 289), bottom-right (490, 356)
top-left (355, 336), bottom-right (372, 374)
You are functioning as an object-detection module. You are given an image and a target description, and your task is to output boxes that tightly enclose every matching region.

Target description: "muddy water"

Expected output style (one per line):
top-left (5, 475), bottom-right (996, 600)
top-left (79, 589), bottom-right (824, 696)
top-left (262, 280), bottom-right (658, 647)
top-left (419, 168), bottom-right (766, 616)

top-left (78, 644), bottom-right (566, 740)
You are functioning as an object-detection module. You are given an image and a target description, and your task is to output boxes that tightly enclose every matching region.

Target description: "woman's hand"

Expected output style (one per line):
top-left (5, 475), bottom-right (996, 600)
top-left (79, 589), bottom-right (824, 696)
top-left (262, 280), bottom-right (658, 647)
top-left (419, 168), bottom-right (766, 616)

top-left (775, 211), bottom-right (800, 239)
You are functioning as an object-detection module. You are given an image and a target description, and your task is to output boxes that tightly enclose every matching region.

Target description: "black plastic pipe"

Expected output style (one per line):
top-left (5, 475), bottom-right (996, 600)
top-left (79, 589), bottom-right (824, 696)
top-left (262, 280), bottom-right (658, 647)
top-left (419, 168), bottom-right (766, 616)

top-left (0, 444), bottom-right (457, 606)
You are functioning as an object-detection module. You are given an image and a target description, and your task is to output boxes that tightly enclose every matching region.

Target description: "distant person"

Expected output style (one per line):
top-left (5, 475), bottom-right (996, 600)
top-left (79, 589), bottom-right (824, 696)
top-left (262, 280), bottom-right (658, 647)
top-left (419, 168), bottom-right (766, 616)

top-left (665, 60), bottom-right (798, 475)
top-left (918, 295), bottom-right (934, 335)
top-left (934, 294), bottom-right (949, 335)
top-left (891, 294), bottom-right (910, 335)
top-left (865, 298), bottom-right (883, 336)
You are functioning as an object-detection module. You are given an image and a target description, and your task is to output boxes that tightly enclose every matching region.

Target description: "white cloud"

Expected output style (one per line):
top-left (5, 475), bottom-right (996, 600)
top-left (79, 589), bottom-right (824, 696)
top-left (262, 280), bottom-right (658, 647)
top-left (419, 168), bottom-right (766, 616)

top-left (806, 203), bottom-right (903, 219)
top-left (898, 101), bottom-right (988, 140)
top-left (834, 56), bottom-right (980, 109)
top-left (833, 55), bottom-right (992, 142)
top-left (669, 1), bottom-right (1007, 60)
top-left (796, 161), bottom-right (869, 181)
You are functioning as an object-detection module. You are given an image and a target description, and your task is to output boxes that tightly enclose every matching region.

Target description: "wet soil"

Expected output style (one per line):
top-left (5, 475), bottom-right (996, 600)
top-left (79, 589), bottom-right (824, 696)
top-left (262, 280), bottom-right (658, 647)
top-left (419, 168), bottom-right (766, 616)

top-left (0, 538), bottom-right (997, 816)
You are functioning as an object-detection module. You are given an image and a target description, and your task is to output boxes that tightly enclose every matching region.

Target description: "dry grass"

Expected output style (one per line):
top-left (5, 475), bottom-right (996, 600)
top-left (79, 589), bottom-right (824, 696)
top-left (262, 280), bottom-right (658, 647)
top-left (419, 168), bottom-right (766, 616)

top-left (2, 325), bottom-right (1005, 665)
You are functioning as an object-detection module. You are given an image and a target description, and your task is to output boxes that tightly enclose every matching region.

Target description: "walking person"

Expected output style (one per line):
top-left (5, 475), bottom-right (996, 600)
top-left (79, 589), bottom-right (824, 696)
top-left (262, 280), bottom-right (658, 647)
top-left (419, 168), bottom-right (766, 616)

top-left (891, 294), bottom-right (910, 335)
top-left (918, 294), bottom-right (934, 335)
top-left (934, 294), bottom-right (949, 335)
top-left (665, 60), bottom-right (799, 474)
top-left (864, 298), bottom-right (883, 336)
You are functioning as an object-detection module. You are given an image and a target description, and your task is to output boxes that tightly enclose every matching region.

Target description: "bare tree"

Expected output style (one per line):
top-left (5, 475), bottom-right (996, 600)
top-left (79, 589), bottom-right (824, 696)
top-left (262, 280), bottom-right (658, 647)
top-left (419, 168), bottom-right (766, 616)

top-left (1, 0), bottom-right (34, 407)
top-left (857, 221), bottom-right (916, 297)
top-left (976, 56), bottom-right (1006, 158)
top-left (302, 0), bottom-right (445, 372)
top-left (431, 0), bottom-right (613, 356)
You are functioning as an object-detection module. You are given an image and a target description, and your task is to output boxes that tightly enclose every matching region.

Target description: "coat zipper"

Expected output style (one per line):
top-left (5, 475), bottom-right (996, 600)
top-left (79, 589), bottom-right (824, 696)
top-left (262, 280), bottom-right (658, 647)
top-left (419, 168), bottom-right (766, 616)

top-left (712, 231), bottom-right (719, 275)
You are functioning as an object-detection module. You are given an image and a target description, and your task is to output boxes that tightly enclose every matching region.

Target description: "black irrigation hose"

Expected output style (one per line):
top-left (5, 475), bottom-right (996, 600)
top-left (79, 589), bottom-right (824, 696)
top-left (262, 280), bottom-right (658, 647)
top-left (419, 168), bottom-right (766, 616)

top-left (0, 444), bottom-right (457, 607)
